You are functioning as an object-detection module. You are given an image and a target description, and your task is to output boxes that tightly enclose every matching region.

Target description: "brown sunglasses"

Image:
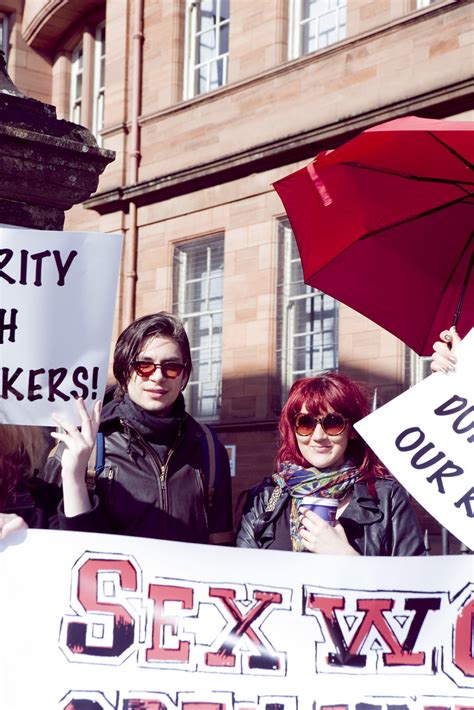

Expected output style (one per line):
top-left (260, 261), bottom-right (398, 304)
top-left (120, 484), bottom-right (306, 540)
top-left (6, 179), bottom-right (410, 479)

top-left (294, 412), bottom-right (349, 437)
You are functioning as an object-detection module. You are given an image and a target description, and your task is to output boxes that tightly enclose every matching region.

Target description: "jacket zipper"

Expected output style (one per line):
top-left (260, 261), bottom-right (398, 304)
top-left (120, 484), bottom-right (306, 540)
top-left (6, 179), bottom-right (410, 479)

top-left (159, 448), bottom-right (175, 496)
top-left (122, 420), bottom-right (181, 515)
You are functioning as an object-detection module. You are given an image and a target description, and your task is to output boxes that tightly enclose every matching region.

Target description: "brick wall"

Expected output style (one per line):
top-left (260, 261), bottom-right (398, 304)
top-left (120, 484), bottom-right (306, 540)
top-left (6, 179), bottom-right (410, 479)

top-left (12, 0), bottom-right (474, 548)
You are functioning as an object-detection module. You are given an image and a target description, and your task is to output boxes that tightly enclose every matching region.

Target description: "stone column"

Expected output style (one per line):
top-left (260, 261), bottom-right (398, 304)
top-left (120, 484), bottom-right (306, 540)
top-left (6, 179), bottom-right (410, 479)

top-left (0, 52), bottom-right (114, 230)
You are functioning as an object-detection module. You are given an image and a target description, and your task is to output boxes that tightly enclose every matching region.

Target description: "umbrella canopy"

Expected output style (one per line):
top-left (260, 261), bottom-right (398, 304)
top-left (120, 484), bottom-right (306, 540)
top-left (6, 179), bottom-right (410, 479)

top-left (273, 116), bottom-right (474, 356)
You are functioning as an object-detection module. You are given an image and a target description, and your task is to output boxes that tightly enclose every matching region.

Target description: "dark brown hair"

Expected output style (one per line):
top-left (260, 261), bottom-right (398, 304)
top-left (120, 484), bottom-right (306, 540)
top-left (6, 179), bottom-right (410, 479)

top-left (113, 312), bottom-right (192, 399)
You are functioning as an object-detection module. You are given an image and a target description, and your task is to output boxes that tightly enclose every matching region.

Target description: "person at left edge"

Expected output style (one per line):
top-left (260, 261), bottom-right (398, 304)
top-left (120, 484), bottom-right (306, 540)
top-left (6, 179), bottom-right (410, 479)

top-left (42, 312), bottom-right (234, 545)
top-left (0, 424), bottom-right (57, 538)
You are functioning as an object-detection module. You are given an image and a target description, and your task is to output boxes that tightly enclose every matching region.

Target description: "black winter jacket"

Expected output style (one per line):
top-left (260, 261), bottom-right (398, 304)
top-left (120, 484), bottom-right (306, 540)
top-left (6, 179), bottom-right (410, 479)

top-left (236, 477), bottom-right (426, 556)
top-left (42, 396), bottom-right (233, 544)
top-left (3, 477), bottom-right (61, 530)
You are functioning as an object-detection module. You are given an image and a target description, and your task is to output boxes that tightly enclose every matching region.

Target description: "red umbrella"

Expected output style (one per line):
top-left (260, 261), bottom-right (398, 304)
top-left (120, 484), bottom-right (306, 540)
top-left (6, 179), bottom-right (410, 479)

top-left (273, 116), bottom-right (474, 356)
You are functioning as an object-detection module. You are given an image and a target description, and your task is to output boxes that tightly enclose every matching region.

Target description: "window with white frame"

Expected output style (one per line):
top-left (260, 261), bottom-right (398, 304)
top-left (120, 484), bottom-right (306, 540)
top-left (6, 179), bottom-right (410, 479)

top-left (70, 40), bottom-right (84, 124)
top-left (0, 13), bottom-right (9, 62)
top-left (277, 219), bottom-right (338, 399)
top-left (185, 0), bottom-right (229, 98)
top-left (289, 0), bottom-right (346, 59)
top-left (92, 23), bottom-right (106, 145)
top-left (173, 236), bottom-right (224, 419)
top-left (416, 0), bottom-right (440, 7)
top-left (69, 24), bottom-right (106, 142)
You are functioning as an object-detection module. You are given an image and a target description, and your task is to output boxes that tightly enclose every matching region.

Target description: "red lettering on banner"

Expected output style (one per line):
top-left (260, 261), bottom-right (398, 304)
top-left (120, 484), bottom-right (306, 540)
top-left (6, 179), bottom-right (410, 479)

top-left (146, 584), bottom-right (194, 663)
top-left (63, 693), bottom-right (298, 710)
top-left (307, 595), bottom-right (362, 667)
top-left (60, 692), bottom-right (474, 710)
top-left (454, 595), bottom-right (474, 677)
top-left (205, 587), bottom-right (283, 670)
top-left (307, 593), bottom-right (440, 668)
top-left (65, 558), bottom-right (138, 657)
top-left (123, 703), bottom-right (166, 710)
top-left (348, 599), bottom-right (425, 665)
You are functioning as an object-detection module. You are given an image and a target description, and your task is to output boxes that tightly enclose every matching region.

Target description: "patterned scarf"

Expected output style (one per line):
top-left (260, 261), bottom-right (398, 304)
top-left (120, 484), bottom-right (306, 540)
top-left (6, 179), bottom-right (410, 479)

top-left (273, 460), bottom-right (361, 551)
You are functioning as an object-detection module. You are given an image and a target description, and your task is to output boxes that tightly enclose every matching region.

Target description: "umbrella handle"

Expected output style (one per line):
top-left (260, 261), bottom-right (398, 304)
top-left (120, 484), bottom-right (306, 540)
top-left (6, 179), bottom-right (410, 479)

top-left (452, 246), bottom-right (473, 328)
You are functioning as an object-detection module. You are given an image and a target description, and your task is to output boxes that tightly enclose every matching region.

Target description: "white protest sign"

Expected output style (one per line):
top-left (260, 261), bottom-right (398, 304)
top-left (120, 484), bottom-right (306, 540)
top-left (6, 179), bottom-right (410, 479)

top-left (0, 227), bottom-right (123, 425)
top-left (0, 529), bottom-right (472, 709)
top-left (355, 328), bottom-right (474, 550)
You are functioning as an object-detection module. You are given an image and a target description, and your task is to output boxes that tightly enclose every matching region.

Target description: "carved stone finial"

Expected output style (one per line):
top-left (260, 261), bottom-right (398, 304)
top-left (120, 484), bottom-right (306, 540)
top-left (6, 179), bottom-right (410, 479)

top-left (0, 48), bottom-right (115, 229)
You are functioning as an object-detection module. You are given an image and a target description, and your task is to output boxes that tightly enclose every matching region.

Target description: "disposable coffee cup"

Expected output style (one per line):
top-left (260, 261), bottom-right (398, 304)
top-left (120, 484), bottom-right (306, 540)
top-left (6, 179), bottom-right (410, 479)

top-left (301, 496), bottom-right (338, 526)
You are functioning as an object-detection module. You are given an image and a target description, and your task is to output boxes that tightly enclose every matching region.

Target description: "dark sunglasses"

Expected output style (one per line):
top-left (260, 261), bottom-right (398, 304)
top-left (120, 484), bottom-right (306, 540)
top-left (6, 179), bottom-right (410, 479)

top-left (294, 412), bottom-right (349, 437)
top-left (131, 360), bottom-right (186, 380)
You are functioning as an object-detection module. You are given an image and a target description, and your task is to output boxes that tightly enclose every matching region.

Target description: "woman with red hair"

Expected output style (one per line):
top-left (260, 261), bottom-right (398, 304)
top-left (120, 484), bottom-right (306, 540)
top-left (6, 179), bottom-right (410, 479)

top-left (237, 372), bottom-right (425, 555)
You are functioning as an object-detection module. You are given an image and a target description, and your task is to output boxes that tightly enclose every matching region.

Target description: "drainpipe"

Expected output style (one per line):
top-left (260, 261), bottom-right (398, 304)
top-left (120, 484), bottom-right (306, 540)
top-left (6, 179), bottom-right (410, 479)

top-left (124, 0), bottom-right (144, 326)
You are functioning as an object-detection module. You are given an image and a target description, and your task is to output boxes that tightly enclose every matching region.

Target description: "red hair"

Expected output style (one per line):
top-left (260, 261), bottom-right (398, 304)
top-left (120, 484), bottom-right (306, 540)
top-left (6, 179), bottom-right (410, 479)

top-left (276, 372), bottom-right (389, 484)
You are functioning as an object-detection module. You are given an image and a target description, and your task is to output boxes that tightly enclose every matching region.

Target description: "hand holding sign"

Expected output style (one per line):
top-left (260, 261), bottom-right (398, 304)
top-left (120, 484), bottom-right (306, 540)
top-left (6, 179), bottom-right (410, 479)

top-left (355, 329), bottom-right (474, 550)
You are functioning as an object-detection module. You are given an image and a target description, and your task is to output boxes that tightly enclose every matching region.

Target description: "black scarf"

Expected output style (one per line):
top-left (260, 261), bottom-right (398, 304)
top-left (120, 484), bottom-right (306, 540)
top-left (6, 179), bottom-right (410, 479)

top-left (115, 394), bottom-right (186, 446)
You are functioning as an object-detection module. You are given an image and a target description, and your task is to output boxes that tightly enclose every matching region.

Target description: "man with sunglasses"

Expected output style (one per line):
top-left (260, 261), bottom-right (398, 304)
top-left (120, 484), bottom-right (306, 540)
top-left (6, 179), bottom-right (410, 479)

top-left (43, 312), bottom-right (234, 546)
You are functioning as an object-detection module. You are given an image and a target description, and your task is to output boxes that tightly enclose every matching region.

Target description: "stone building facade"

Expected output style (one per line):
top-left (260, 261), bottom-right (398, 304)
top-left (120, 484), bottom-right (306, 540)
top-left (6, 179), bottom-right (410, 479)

top-left (2, 0), bottom-right (473, 548)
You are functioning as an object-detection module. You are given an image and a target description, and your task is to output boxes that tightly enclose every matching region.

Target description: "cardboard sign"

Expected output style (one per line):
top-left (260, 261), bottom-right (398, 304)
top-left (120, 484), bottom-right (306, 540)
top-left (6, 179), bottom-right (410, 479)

top-left (0, 227), bottom-right (122, 425)
top-left (355, 328), bottom-right (474, 550)
top-left (0, 529), bottom-right (472, 709)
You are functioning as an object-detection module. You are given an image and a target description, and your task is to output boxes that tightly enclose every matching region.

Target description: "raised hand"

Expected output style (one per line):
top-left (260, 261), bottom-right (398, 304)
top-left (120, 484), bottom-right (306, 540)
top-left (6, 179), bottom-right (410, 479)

top-left (51, 398), bottom-right (102, 517)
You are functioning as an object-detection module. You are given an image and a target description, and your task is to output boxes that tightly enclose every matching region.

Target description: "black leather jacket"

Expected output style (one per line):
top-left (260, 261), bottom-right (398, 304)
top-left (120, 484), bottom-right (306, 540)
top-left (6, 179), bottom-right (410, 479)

top-left (236, 477), bottom-right (426, 556)
top-left (3, 477), bottom-right (60, 530)
top-left (43, 398), bottom-right (233, 544)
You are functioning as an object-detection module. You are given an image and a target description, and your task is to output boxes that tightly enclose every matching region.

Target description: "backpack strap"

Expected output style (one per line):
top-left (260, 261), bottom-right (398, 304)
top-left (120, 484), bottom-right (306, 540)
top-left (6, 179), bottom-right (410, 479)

top-left (199, 423), bottom-right (217, 505)
top-left (85, 431), bottom-right (105, 490)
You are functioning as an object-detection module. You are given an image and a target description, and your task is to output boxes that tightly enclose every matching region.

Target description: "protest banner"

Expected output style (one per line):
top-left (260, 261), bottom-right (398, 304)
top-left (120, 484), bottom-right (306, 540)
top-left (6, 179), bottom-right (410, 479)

top-left (355, 329), bottom-right (474, 551)
top-left (0, 227), bottom-right (123, 425)
top-left (0, 530), bottom-right (472, 709)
